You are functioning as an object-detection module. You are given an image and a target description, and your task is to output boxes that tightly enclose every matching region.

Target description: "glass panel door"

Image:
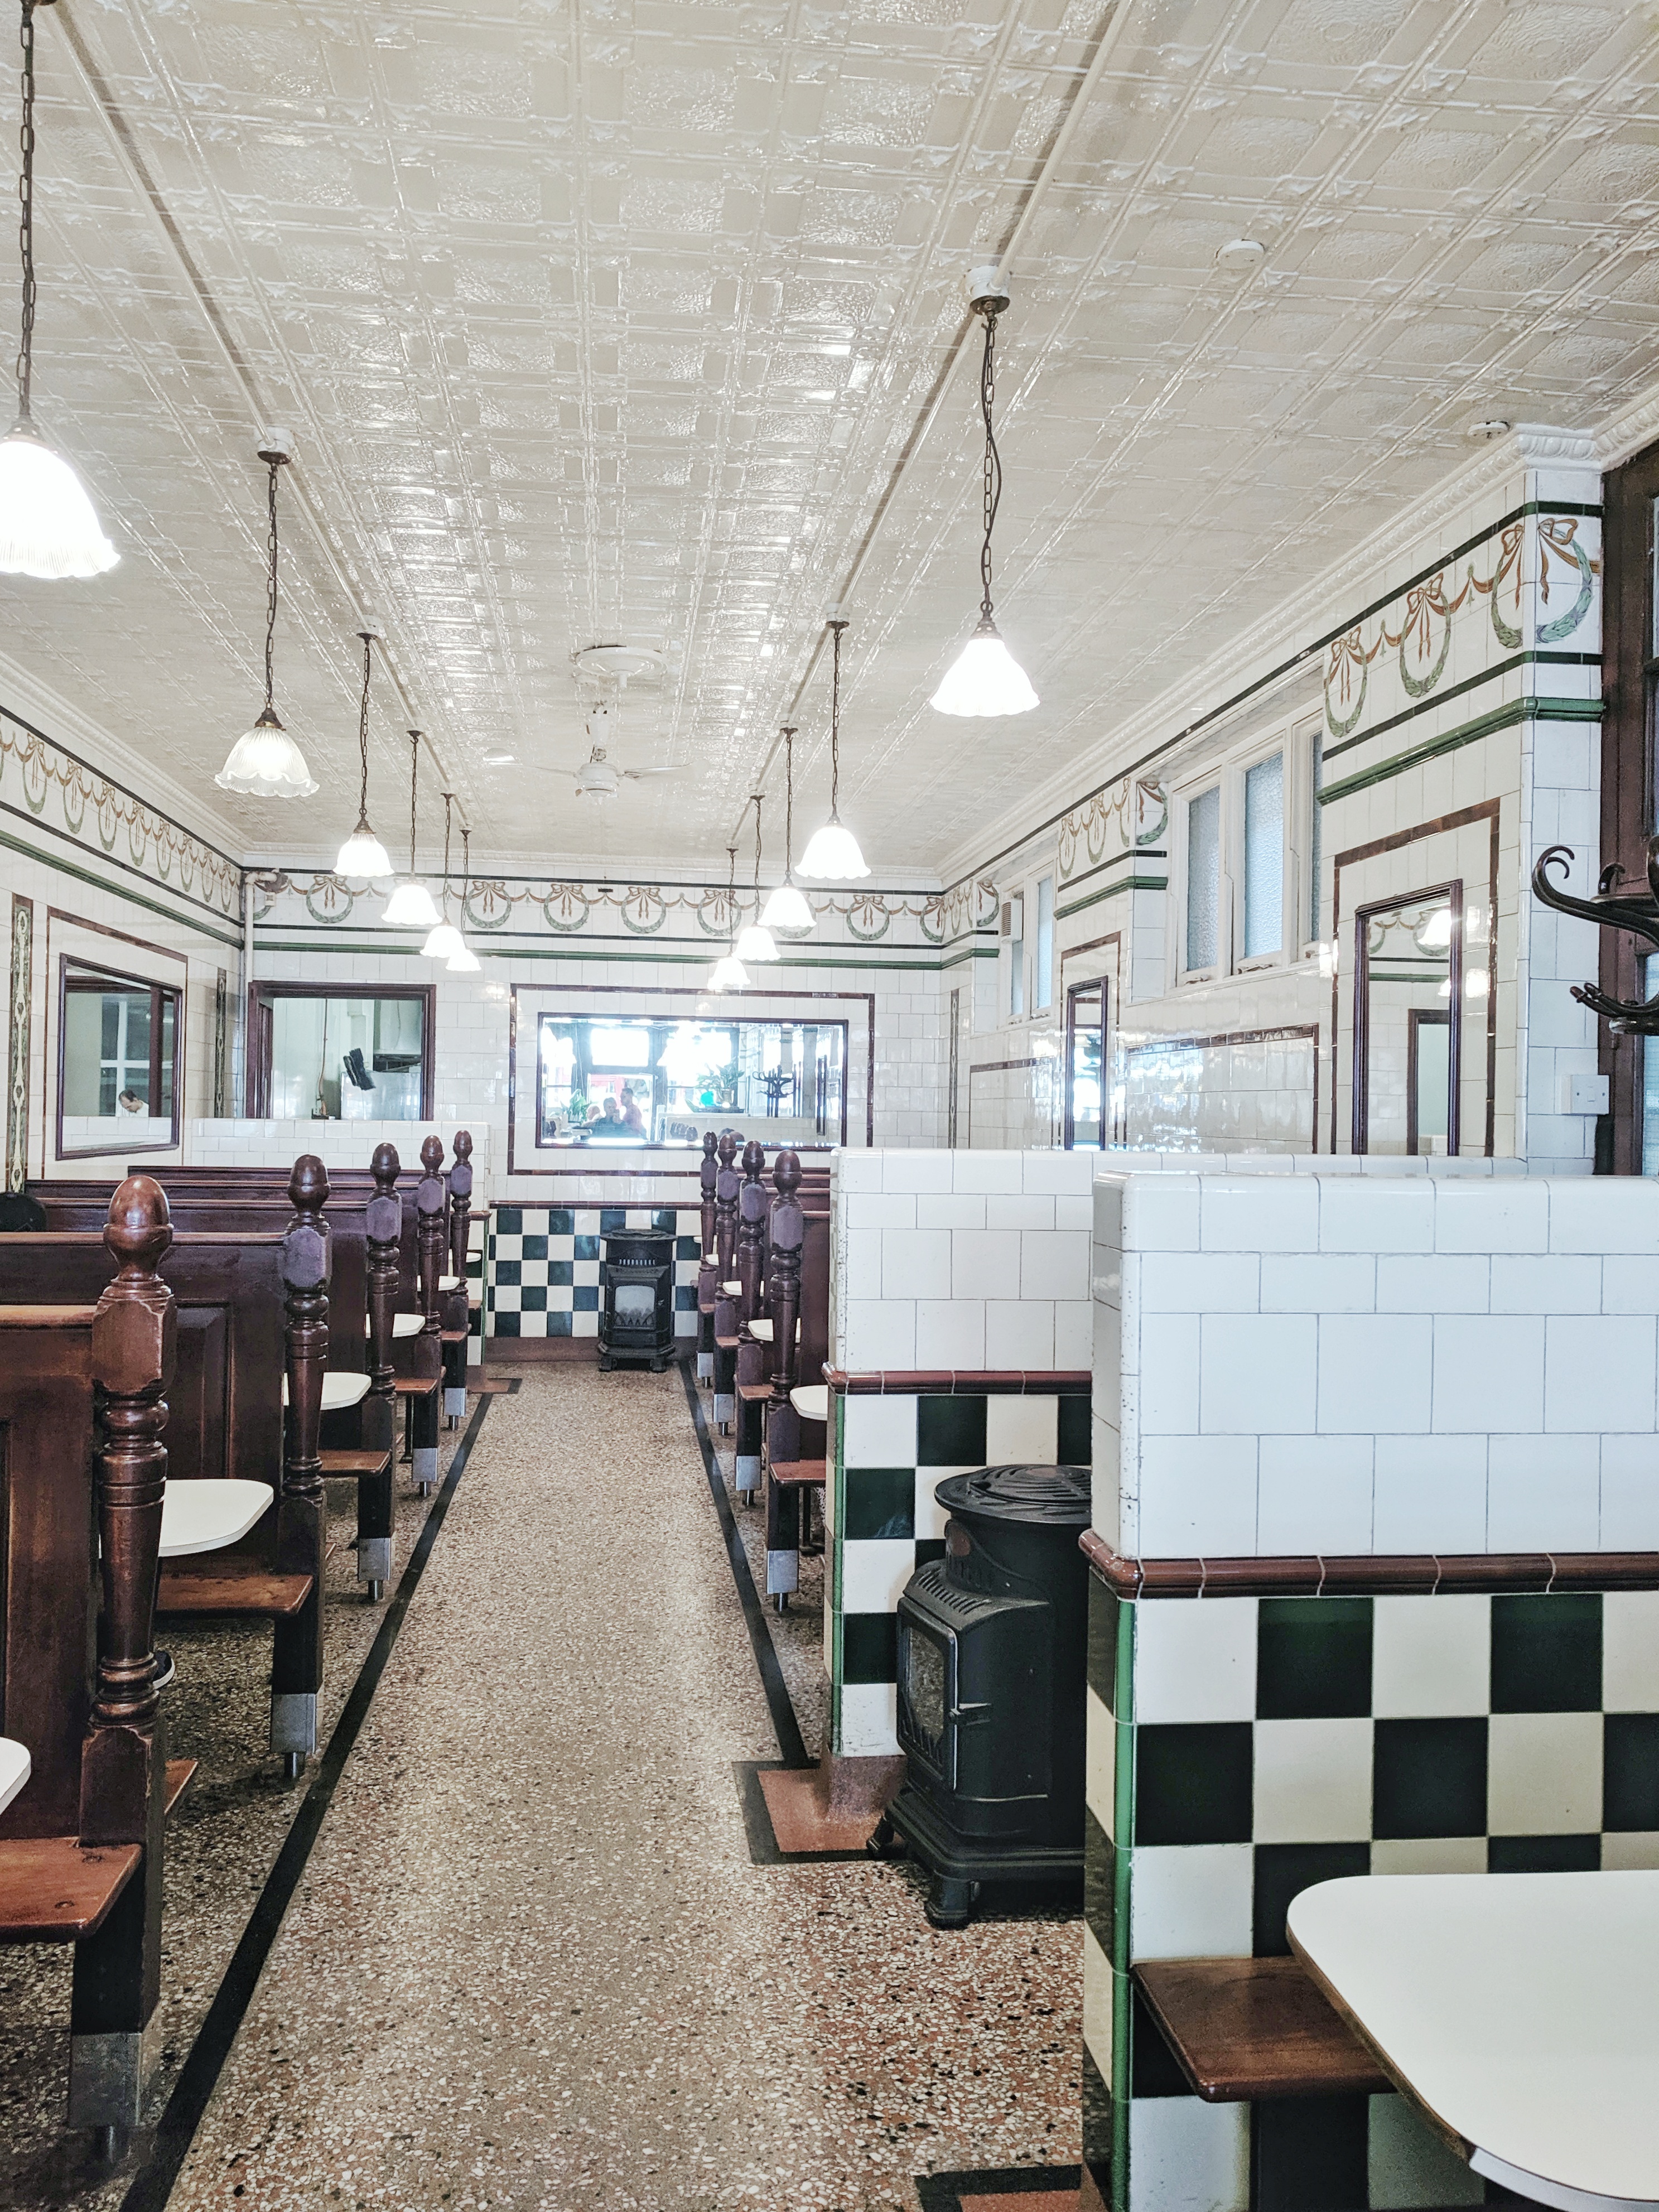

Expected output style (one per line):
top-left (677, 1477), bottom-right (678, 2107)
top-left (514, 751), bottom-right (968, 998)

top-left (1065, 980), bottom-right (1105, 1149)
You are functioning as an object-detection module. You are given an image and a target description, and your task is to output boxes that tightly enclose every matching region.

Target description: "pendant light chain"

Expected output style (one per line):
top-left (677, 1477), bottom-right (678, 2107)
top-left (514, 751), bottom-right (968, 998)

top-left (828, 619), bottom-right (847, 819)
top-left (726, 843), bottom-right (737, 938)
top-left (407, 730), bottom-right (420, 876)
top-left (752, 793), bottom-right (764, 910)
top-left (978, 306), bottom-right (1002, 621)
top-left (441, 792), bottom-right (453, 918)
top-left (262, 453), bottom-right (282, 712)
top-left (786, 730), bottom-right (795, 872)
top-left (355, 631), bottom-right (373, 813)
top-left (15, 0), bottom-right (36, 423)
top-left (461, 826), bottom-right (470, 922)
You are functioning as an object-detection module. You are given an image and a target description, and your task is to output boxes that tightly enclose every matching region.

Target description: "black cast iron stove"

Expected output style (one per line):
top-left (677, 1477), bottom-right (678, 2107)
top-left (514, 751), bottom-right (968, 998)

top-left (599, 1226), bottom-right (676, 1372)
top-left (875, 1462), bottom-right (1091, 1926)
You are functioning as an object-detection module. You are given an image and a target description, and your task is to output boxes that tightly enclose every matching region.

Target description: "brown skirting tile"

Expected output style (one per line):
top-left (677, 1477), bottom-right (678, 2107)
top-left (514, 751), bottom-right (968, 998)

top-left (824, 1368), bottom-right (1092, 1396)
top-left (1079, 1529), bottom-right (1659, 1599)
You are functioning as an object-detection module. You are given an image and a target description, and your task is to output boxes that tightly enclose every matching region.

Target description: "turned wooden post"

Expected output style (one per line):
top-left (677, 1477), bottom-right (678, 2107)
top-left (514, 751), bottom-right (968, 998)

top-left (72, 1175), bottom-right (177, 2125)
top-left (442, 1130), bottom-right (473, 1423)
top-left (696, 1130), bottom-right (719, 1384)
top-left (763, 1150), bottom-right (806, 1605)
top-left (736, 1138), bottom-right (768, 1327)
top-left (275, 1155), bottom-right (330, 1775)
top-left (711, 1130), bottom-right (741, 1429)
top-left (359, 1141), bottom-right (401, 1596)
top-left (412, 1135), bottom-right (446, 1488)
top-left (734, 1139), bottom-right (769, 1498)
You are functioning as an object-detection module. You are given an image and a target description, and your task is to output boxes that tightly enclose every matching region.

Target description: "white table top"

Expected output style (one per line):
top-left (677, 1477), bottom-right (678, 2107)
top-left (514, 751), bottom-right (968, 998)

top-left (789, 1384), bottom-right (828, 1423)
top-left (721, 1280), bottom-right (741, 1297)
top-left (1289, 1873), bottom-right (1659, 2212)
top-left (283, 1370), bottom-right (372, 1411)
top-left (439, 1274), bottom-right (460, 1292)
top-left (748, 1317), bottom-right (800, 1345)
top-left (364, 1312), bottom-right (424, 1339)
top-left (0, 1736), bottom-right (29, 1816)
top-left (160, 1478), bottom-right (274, 1559)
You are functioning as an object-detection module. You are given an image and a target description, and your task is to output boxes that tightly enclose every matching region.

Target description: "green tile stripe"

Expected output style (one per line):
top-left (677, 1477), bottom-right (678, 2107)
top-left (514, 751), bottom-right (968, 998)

top-left (1318, 692), bottom-right (1604, 807)
top-left (831, 1391), bottom-right (846, 1756)
top-left (1321, 647), bottom-right (1602, 765)
top-left (0, 821), bottom-right (245, 952)
top-left (1055, 876), bottom-right (1169, 925)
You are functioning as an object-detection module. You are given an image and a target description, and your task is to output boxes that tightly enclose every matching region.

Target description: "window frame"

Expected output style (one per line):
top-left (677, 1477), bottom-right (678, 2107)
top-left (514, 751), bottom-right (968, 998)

top-left (1172, 722), bottom-right (1310, 986)
top-left (245, 982), bottom-right (436, 1121)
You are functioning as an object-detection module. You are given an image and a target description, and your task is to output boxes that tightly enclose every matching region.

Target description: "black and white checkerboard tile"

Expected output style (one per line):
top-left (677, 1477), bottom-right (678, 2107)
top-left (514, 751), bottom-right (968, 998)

top-left (1083, 1583), bottom-right (1659, 2212)
top-left (835, 1386), bottom-right (1093, 1757)
top-left (486, 1205), bottom-right (702, 1339)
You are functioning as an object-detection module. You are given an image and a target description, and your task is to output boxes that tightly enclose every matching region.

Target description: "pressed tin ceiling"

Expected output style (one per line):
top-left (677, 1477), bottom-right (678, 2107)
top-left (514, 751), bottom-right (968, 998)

top-left (0, 0), bottom-right (1656, 876)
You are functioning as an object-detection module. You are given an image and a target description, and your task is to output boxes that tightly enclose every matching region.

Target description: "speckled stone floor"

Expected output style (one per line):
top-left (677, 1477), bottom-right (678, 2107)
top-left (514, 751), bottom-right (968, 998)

top-left (7, 1362), bottom-right (1081, 2211)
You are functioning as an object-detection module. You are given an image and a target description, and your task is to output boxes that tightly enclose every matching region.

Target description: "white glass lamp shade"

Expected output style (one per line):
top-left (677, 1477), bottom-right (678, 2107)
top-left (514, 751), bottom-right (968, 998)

top-left (735, 922), bottom-right (778, 963)
top-left (930, 615), bottom-right (1038, 717)
top-left (215, 706), bottom-right (319, 798)
top-left (335, 819), bottom-right (393, 878)
top-left (382, 878), bottom-right (441, 928)
top-left (797, 817), bottom-right (869, 881)
top-left (659, 1027), bottom-right (707, 1086)
top-left (421, 920), bottom-right (467, 961)
top-left (446, 942), bottom-right (481, 974)
top-left (760, 881), bottom-right (813, 932)
top-left (1416, 907), bottom-right (1454, 950)
top-left (0, 421), bottom-right (119, 579)
top-left (707, 954), bottom-right (749, 993)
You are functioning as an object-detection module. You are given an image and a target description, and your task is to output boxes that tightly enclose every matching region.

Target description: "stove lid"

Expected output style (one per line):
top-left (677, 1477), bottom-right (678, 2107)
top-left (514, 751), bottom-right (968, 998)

top-left (933, 1463), bottom-right (1093, 1528)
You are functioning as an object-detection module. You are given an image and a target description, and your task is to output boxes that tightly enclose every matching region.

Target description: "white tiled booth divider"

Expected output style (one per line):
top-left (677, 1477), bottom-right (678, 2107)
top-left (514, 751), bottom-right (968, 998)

top-left (1081, 1580), bottom-right (1659, 2212)
top-left (831, 1146), bottom-right (1096, 1370)
top-left (1093, 1167), bottom-right (1659, 1560)
top-left (832, 1385), bottom-right (1094, 1758)
top-left (486, 1205), bottom-right (702, 1339)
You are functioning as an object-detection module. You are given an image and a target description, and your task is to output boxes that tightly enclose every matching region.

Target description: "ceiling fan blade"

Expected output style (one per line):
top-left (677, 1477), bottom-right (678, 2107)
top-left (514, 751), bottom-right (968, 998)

top-left (621, 765), bottom-right (679, 779)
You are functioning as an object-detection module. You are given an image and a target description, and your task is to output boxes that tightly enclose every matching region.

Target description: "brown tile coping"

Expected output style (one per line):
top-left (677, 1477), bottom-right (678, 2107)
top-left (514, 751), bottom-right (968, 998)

top-left (823, 1368), bottom-right (1092, 1396)
top-left (1078, 1529), bottom-right (1659, 1598)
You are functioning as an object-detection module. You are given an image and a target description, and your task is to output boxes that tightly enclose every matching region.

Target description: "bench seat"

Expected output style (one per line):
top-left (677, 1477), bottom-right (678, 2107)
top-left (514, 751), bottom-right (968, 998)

top-left (0, 1839), bottom-right (143, 1942)
top-left (1132, 1957), bottom-right (1390, 2103)
top-left (319, 1448), bottom-right (393, 1477)
top-left (156, 1566), bottom-right (315, 1620)
top-left (769, 1459), bottom-right (827, 1488)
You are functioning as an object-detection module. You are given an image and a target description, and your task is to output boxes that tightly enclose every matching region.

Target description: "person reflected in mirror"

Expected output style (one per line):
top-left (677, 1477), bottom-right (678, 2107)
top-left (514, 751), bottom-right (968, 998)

top-left (620, 1085), bottom-right (645, 1135)
top-left (117, 1088), bottom-right (144, 1115)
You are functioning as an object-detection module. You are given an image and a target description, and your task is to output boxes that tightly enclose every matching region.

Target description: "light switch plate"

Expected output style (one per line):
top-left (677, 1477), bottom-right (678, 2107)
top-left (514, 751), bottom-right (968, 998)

top-left (1558, 1072), bottom-right (1610, 1115)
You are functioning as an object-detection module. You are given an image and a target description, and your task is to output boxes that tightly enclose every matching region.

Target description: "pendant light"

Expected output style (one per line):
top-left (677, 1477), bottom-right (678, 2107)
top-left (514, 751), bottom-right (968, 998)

top-left (447, 825), bottom-right (480, 972)
top-left (215, 435), bottom-right (318, 796)
top-left (930, 268), bottom-right (1038, 718)
top-left (707, 846), bottom-right (749, 992)
top-left (422, 793), bottom-right (466, 960)
top-left (735, 794), bottom-right (778, 963)
top-left (760, 727), bottom-right (814, 932)
top-left (382, 731), bottom-right (441, 927)
top-left (798, 616), bottom-right (869, 880)
top-left (0, 0), bottom-right (117, 579)
top-left (334, 628), bottom-right (393, 875)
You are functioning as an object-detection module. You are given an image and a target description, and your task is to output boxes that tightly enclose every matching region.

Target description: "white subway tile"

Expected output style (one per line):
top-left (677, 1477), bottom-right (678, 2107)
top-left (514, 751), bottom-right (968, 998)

top-left (1432, 1315), bottom-right (1545, 1432)
top-left (1486, 1434), bottom-right (1601, 1550)
top-left (842, 1392), bottom-right (918, 1467)
top-left (1143, 1251), bottom-right (1260, 1313)
top-left (1603, 1438), bottom-right (1659, 1551)
top-left (880, 1227), bottom-right (952, 1302)
top-left (1545, 1314), bottom-right (1657, 1433)
top-left (1372, 1437), bottom-right (1488, 1553)
top-left (1123, 1173), bottom-right (1202, 1253)
top-left (842, 1299), bottom-right (916, 1368)
top-left (1375, 1255), bottom-right (1491, 1314)
top-left (1134, 1597), bottom-right (1258, 1723)
top-left (988, 1194), bottom-right (1055, 1232)
top-left (1141, 1314), bottom-right (1202, 1433)
top-left (986, 1297), bottom-right (1055, 1366)
top-left (1319, 1179), bottom-right (1435, 1254)
top-left (1200, 1314), bottom-right (1318, 1434)
top-left (951, 1227), bottom-right (1022, 1298)
top-left (915, 1193), bottom-right (986, 1230)
top-left (881, 1150), bottom-right (953, 1193)
top-left (914, 1298), bottom-right (986, 1368)
top-left (985, 1394), bottom-right (1060, 1463)
top-left (1130, 1845), bottom-right (1254, 1960)
top-left (1054, 1300), bottom-right (1092, 1368)
top-left (1022, 1228), bottom-right (1091, 1302)
top-left (1137, 1435), bottom-right (1260, 1556)
top-left (1257, 1435), bottom-right (1375, 1551)
top-left (1258, 1251), bottom-right (1375, 1312)
top-left (1490, 1254), bottom-right (1600, 1313)
top-left (1549, 1178), bottom-right (1659, 1255)
top-left (1200, 1177), bottom-right (1320, 1254)
top-left (846, 1193), bottom-right (916, 1230)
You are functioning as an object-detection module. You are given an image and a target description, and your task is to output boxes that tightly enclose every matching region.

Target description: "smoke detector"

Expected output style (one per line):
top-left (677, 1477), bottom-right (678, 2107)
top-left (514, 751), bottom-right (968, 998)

top-left (1216, 239), bottom-right (1266, 270)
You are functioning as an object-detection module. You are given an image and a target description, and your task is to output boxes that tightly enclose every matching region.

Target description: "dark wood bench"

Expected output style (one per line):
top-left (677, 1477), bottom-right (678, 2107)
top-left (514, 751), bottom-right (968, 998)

top-left (0, 1182), bottom-right (197, 2137)
top-left (1132, 1957), bottom-right (1391, 2102)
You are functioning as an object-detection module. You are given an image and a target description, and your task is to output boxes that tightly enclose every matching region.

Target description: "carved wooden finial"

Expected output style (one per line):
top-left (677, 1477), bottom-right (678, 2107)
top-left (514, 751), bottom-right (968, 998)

top-left (372, 1140), bottom-right (401, 1192)
top-left (717, 1129), bottom-right (738, 1167)
top-left (288, 1153), bottom-right (330, 1218)
top-left (421, 1134), bottom-right (445, 1176)
top-left (702, 1131), bottom-right (718, 1163)
top-left (103, 1172), bottom-right (172, 1275)
top-left (773, 1148), bottom-right (801, 1201)
top-left (454, 1129), bottom-right (473, 1165)
top-left (742, 1138), bottom-right (765, 1181)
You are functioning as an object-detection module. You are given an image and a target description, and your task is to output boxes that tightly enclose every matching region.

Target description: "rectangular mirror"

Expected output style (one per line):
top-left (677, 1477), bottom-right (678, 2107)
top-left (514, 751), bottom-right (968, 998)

top-left (248, 985), bottom-right (433, 1120)
top-left (1064, 980), bottom-right (1106, 1149)
top-left (1354, 885), bottom-right (1462, 1155)
top-left (57, 958), bottom-right (181, 1158)
top-left (535, 1013), bottom-right (847, 1147)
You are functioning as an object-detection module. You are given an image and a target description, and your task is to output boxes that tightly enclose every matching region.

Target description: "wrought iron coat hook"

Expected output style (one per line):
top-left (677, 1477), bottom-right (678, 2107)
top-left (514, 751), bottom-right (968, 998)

top-left (1531, 836), bottom-right (1659, 1033)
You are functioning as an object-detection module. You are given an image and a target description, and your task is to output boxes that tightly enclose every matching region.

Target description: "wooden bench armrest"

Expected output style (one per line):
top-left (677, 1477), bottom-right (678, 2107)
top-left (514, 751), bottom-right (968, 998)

top-left (736, 1381), bottom-right (774, 1403)
top-left (164, 1757), bottom-right (197, 1818)
top-left (319, 1448), bottom-right (393, 1476)
top-left (715, 1334), bottom-right (741, 1351)
top-left (0, 1838), bottom-right (143, 1941)
top-left (393, 1375), bottom-right (440, 1398)
top-left (1131, 1958), bottom-right (1391, 2103)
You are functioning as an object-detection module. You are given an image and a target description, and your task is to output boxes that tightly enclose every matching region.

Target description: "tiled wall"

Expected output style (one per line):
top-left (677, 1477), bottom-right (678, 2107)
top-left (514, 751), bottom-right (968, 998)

top-left (1082, 1582), bottom-right (1659, 2212)
top-left (184, 1117), bottom-right (490, 1181)
top-left (1094, 1165), bottom-right (1659, 1560)
top-left (832, 1385), bottom-right (1093, 1758)
top-left (486, 1204), bottom-right (701, 1339)
top-left (831, 1147), bottom-right (1095, 1371)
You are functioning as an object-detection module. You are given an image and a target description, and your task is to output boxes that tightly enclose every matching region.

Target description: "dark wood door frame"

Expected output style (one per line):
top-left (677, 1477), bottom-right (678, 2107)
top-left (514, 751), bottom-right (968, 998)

top-left (1599, 445), bottom-right (1659, 1173)
top-left (1352, 880), bottom-right (1463, 1158)
top-left (1406, 1006), bottom-right (1453, 1159)
top-left (1063, 976), bottom-right (1107, 1150)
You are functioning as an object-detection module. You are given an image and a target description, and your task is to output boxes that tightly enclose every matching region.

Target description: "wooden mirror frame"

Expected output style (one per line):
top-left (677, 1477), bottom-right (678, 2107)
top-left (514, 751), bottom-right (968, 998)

top-left (245, 982), bottom-right (436, 1121)
top-left (1352, 880), bottom-right (1463, 1158)
top-left (56, 955), bottom-right (184, 1161)
top-left (1063, 977), bottom-right (1107, 1150)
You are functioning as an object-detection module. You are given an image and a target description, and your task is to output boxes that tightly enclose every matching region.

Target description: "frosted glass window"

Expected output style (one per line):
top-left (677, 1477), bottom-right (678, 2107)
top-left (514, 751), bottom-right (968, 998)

top-left (1243, 752), bottom-right (1285, 959)
top-left (1185, 787), bottom-right (1220, 971)
top-left (1009, 905), bottom-right (1025, 1018)
top-left (1035, 876), bottom-right (1054, 1009)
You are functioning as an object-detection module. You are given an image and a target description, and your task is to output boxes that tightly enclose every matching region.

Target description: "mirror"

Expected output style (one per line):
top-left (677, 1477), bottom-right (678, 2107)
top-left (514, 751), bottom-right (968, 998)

top-left (1065, 980), bottom-right (1105, 1149)
top-left (57, 958), bottom-right (181, 1158)
top-left (1354, 886), bottom-right (1460, 1155)
top-left (535, 1014), bottom-right (847, 1147)
top-left (248, 986), bottom-right (433, 1120)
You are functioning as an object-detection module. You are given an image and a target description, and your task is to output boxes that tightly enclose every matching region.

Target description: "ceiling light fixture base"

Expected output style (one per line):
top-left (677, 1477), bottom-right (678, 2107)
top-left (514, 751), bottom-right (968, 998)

top-left (967, 263), bottom-right (1011, 317)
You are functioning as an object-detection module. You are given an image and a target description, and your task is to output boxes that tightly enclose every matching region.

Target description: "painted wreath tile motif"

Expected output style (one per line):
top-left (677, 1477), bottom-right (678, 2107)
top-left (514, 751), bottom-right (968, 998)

top-left (1324, 512), bottom-right (1599, 742)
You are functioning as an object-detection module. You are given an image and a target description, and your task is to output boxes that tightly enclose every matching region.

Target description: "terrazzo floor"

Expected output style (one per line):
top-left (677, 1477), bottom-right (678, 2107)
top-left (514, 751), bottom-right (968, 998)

top-left (6, 1361), bottom-right (1082, 2211)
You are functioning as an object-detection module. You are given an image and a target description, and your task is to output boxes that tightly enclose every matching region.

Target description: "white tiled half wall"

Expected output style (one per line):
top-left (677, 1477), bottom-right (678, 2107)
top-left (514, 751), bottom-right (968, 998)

top-left (1094, 1166), bottom-right (1659, 1559)
top-left (831, 1147), bottom-right (1096, 1371)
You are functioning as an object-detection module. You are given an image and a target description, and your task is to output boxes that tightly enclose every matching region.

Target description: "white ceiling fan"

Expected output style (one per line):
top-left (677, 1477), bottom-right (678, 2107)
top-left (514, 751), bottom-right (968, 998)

top-left (552, 666), bottom-right (679, 802)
